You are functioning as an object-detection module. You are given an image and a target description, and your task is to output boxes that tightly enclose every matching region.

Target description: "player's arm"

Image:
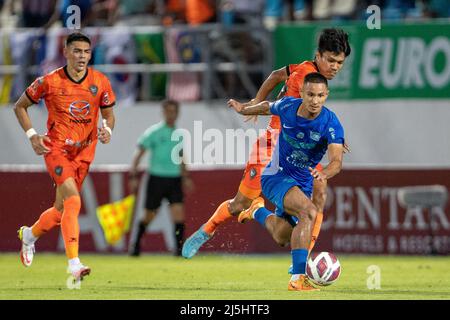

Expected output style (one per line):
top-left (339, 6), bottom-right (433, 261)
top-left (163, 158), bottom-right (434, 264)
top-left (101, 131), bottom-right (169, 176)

top-left (180, 151), bottom-right (194, 193)
top-left (252, 66), bottom-right (288, 104)
top-left (13, 93), bottom-right (50, 155)
top-left (309, 143), bottom-right (344, 182)
top-left (228, 99), bottom-right (272, 115)
top-left (98, 107), bottom-right (115, 144)
top-left (242, 66), bottom-right (288, 122)
top-left (128, 145), bottom-right (146, 194)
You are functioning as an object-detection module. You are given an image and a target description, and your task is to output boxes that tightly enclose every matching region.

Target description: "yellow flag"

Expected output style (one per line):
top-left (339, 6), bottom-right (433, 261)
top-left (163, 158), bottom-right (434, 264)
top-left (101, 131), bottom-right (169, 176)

top-left (96, 195), bottom-right (136, 245)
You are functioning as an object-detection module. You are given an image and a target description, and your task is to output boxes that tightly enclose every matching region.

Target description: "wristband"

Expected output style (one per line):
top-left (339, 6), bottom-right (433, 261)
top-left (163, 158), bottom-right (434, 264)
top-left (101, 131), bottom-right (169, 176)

top-left (102, 119), bottom-right (112, 136)
top-left (26, 128), bottom-right (38, 139)
top-left (104, 126), bottom-right (112, 136)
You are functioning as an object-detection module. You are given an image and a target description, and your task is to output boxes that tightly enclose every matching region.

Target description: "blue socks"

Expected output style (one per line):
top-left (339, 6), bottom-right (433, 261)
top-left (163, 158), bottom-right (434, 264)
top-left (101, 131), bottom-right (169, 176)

top-left (253, 207), bottom-right (274, 227)
top-left (291, 248), bottom-right (309, 274)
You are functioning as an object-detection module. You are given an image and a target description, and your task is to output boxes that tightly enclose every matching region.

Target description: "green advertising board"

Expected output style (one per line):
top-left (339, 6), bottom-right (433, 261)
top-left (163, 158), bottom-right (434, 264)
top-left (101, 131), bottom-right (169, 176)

top-left (274, 22), bottom-right (450, 99)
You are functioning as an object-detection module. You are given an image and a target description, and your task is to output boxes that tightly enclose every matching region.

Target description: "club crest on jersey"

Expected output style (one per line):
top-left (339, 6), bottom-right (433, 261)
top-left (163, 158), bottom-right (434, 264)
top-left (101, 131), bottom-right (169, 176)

top-left (89, 85), bottom-right (98, 96)
top-left (249, 167), bottom-right (257, 179)
top-left (55, 166), bottom-right (63, 176)
top-left (69, 100), bottom-right (90, 118)
top-left (329, 127), bottom-right (336, 139)
top-left (310, 131), bottom-right (321, 142)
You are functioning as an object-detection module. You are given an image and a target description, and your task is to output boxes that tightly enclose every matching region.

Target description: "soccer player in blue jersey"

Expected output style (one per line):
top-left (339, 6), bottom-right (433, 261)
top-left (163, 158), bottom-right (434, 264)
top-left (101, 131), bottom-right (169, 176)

top-left (228, 72), bottom-right (345, 291)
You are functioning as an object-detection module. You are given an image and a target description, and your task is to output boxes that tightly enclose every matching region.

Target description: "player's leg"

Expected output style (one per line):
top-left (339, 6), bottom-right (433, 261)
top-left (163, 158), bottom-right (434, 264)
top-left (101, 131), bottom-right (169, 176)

top-left (204, 190), bottom-right (254, 233)
top-left (261, 171), bottom-right (318, 291)
top-left (167, 175), bottom-right (185, 256)
top-left (18, 188), bottom-right (64, 267)
top-left (58, 177), bottom-right (90, 281)
top-left (264, 215), bottom-right (293, 247)
top-left (283, 187), bottom-right (320, 291)
top-left (201, 134), bottom-right (271, 235)
top-left (130, 175), bottom-right (163, 256)
top-left (169, 203), bottom-right (184, 256)
top-left (182, 190), bottom-right (254, 259)
top-left (131, 207), bottom-right (157, 256)
top-left (310, 165), bottom-right (327, 252)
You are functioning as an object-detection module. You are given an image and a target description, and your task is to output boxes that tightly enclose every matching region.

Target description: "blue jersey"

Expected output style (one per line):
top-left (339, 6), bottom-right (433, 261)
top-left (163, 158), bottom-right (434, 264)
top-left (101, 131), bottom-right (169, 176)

top-left (265, 96), bottom-right (344, 193)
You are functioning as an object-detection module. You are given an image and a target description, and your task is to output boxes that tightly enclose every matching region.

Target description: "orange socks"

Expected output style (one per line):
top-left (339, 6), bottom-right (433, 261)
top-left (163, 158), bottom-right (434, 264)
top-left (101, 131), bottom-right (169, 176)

top-left (203, 200), bottom-right (233, 234)
top-left (31, 207), bottom-right (63, 238)
top-left (61, 195), bottom-right (81, 259)
top-left (308, 211), bottom-right (323, 252)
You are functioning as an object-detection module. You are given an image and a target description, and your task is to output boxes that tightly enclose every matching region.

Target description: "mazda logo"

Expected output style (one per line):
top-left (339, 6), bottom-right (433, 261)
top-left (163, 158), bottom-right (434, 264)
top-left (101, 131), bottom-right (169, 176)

top-left (69, 101), bottom-right (90, 118)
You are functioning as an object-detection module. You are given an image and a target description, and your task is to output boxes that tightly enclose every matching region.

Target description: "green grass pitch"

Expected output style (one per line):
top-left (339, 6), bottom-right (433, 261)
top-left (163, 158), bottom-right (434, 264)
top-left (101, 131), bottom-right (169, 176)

top-left (1, 253), bottom-right (449, 300)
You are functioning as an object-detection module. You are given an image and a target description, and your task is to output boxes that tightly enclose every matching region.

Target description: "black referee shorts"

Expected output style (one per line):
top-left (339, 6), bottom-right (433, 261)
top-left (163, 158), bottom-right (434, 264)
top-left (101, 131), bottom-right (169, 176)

top-left (145, 175), bottom-right (184, 211)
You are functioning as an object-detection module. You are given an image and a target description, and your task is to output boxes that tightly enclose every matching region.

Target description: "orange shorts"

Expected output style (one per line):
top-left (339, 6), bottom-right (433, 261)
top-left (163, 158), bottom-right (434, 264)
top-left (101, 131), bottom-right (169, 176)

top-left (44, 148), bottom-right (91, 191)
top-left (238, 130), bottom-right (276, 200)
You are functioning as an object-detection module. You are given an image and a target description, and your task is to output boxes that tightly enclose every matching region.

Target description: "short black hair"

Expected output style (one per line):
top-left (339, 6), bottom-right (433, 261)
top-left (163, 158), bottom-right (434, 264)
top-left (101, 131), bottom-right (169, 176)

top-left (65, 32), bottom-right (91, 47)
top-left (304, 72), bottom-right (328, 87)
top-left (317, 28), bottom-right (351, 57)
top-left (162, 99), bottom-right (179, 110)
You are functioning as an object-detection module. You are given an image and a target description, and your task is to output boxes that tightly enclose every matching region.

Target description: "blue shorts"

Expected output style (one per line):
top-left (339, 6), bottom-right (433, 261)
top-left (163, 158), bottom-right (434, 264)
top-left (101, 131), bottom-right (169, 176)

top-left (261, 168), bottom-right (312, 226)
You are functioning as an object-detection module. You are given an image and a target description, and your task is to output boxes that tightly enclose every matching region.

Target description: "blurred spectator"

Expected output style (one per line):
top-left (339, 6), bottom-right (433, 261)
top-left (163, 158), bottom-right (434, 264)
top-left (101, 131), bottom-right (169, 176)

top-left (423, 0), bottom-right (450, 18)
top-left (263, 0), bottom-right (313, 30)
top-left (382, 0), bottom-right (423, 20)
top-left (185, 0), bottom-right (216, 25)
top-left (44, 0), bottom-right (93, 29)
top-left (219, 0), bottom-right (264, 26)
top-left (117, 0), bottom-right (160, 25)
top-left (90, 0), bottom-right (119, 26)
top-left (18, 0), bottom-right (56, 27)
top-left (162, 0), bottom-right (186, 25)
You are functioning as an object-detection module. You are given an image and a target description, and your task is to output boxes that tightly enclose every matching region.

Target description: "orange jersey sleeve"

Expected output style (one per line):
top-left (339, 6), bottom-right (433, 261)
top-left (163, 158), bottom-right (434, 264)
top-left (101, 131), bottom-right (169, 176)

top-left (285, 61), bottom-right (318, 98)
top-left (25, 76), bottom-right (47, 104)
top-left (98, 72), bottom-right (116, 109)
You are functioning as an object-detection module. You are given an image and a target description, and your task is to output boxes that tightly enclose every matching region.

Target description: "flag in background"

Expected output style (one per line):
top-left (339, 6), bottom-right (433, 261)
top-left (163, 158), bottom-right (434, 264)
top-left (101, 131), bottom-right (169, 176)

top-left (165, 28), bottom-right (201, 101)
top-left (96, 194), bottom-right (136, 245)
top-left (134, 32), bottom-right (167, 99)
top-left (0, 34), bottom-right (13, 104)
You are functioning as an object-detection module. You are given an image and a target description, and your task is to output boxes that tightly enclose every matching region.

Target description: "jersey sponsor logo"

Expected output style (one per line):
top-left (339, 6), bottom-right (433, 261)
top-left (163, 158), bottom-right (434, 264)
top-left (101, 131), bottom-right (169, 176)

top-left (69, 100), bottom-right (90, 118)
top-left (296, 132), bottom-right (304, 139)
top-left (102, 92), bottom-right (111, 105)
top-left (310, 131), bottom-right (321, 142)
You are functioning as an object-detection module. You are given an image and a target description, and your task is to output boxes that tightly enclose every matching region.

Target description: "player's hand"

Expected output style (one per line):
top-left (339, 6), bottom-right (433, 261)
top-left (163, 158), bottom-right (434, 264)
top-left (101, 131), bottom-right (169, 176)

top-left (309, 167), bottom-right (327, 182)
top-left (182, 176), bottom-right (195, 194)
top-left (30, 134), bottom-right (51, 155)
top-left (98, 120), bottom-right (111, 144)
top-left (343, 142), bottom-right (351, 154)
top-left (128, 175), bottom-right (139, 194)
top-left (227, 99), bottom-right (244, 113)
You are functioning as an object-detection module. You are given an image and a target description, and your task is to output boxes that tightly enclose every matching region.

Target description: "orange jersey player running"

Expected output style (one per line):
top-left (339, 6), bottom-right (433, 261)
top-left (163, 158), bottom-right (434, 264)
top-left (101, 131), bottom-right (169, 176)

top-left (14, 32), bottom-right (116, 283)
top-left (182, 28), bottom-right (351, 259)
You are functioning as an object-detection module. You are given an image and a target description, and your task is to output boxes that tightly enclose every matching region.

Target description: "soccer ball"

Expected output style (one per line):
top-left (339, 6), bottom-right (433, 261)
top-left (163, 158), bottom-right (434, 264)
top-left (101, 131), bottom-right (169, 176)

top-left (306, 252), bottom-right (341, 286)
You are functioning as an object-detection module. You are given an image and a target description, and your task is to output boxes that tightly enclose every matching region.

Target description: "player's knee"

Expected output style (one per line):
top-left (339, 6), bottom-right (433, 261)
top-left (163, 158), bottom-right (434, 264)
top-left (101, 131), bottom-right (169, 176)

top-left (305, 204), bottom-right (318, 222)
top-left (229, 198), bottom-right (252, 216)
top-left (273, 234), bottom-right (290, 247)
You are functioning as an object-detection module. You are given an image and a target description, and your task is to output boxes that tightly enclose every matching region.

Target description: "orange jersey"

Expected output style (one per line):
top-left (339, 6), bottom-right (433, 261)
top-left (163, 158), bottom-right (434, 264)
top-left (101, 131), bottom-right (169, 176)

top-left (267, 61), bottom-right (318, 130)
top-left (26, 66), bottom-right (116, 162)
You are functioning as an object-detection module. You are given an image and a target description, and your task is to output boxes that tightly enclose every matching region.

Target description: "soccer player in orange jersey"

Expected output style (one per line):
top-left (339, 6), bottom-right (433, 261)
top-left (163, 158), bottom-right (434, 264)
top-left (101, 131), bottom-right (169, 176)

top-left (183, 28), bottom-right (351, 259)
top-left (14, 32), bottom-right (116, 282)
